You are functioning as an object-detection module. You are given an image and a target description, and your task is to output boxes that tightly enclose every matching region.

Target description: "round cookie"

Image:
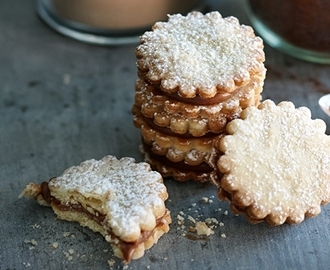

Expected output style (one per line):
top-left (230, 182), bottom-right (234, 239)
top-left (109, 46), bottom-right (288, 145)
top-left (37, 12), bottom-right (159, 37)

top-left (217, 99), bottom-right (330, 225)
top-left (136, 11), bottom-right (266, 99)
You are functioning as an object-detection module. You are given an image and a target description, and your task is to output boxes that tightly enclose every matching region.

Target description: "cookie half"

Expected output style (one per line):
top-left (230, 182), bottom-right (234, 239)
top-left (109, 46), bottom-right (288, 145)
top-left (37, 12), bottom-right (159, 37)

top-left (217, 100), bottom-right (330, 225)
top-left (19, 155), bottom-right (171, 262)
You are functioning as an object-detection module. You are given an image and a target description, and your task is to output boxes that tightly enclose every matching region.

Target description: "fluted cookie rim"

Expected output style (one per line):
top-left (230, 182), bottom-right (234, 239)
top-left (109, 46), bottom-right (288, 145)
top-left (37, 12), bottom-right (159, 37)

top-left (136, 11), bottom-right (266, 99)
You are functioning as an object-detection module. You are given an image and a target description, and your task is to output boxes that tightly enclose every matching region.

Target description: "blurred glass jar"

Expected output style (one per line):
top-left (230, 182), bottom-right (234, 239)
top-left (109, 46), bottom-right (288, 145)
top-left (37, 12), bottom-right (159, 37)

top-left (37, 0), bottom-right (204, 45)
top-left (246, 0), bottom-right (330, 64)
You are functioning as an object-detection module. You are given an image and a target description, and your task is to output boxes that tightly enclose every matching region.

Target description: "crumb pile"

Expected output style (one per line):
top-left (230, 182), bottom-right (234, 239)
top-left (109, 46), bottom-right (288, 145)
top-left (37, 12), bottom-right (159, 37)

top-left (175, 195), bottom-right (227, 238)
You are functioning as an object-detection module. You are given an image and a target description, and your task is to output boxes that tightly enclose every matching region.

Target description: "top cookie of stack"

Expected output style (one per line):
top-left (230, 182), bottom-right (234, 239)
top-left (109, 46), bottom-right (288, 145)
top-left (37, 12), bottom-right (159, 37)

top-left (133, 11), bottom-right (266, 185)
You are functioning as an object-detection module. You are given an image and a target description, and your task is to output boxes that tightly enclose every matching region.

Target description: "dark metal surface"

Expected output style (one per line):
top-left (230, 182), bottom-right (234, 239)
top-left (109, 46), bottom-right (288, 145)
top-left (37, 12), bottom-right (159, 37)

top-left (1, 0), bottom-right (330, 269)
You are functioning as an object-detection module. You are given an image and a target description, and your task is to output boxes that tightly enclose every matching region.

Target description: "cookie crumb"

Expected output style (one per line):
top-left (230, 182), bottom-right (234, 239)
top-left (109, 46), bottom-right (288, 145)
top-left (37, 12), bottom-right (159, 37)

top-left (63, 74), bottom-right (70, 85)
top-left (50, 242), bottom-right (59, 250)
top-left (24, 239), bottom-right (38, 249)
top-left (107, 259), bottom-right (115, 267)
top-left (187, 215), bottom-right (196, 224)
top-left (201, 197), bottom-right (209, 203)
top-left (177, 214), bottom-right (185, 224)
top-left (30, 224), bottom-right (41, 229)
top-left (188, 226), bottom-right (196, 232)
top-left (63, 232), bottom-right (71, 237)
top-left (195, 221), bottom-right (214, 236)
top-left (22, 262), bottom-right (31, 268)
top-left (31, 239), bottom-right (37, 246)
top-left (63, 250), bottom-right (74, 261)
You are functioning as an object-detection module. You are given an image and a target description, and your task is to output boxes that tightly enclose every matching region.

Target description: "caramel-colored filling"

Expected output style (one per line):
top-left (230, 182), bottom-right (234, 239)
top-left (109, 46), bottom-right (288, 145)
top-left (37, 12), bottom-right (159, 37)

top-left (143, 142), bottom-right (213, 173)
top-left (40, 182), bottom-right (166, 263)
top-left (152, 84), bottom-right (237, 105)
top-left (142, 115), bottom-right (220, 138)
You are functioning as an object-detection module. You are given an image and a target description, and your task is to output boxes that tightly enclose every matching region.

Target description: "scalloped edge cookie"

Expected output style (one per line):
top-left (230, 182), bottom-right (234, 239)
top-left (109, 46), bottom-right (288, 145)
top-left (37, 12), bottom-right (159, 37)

top-left (136, 11), bottom-right (265, 99)
top-left (217, 99), bottom-right (330, 225)
top-left (19, 155), bottom-right (171, 263)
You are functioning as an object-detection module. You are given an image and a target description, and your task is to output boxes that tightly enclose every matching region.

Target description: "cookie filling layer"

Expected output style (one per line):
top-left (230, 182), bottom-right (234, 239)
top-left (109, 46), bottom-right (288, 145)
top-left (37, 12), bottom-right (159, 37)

top-left (40, 181), bottom-right (167, 263)
top-left (152, 83), bottom-right (238, 105)
top-left (142, 142), bottom-right (213, 173)
top-left (142, 115), bottom-right (221, 138)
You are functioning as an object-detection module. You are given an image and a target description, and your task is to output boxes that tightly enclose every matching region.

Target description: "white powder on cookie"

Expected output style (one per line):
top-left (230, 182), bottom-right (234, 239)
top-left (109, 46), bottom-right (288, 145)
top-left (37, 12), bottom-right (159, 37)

top-left (219, 99), bottom-right (330, 225)
top-left (136, 11), bottom-right (265, 98)
top-left (50, 156), bottom-right (167, 241)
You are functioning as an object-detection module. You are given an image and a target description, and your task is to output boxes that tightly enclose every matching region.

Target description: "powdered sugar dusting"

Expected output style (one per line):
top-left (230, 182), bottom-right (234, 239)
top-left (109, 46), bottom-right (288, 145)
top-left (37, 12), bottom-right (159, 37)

top-left (219, 99), bottom-right (330, 225)
top-left (50, 155), bottom-right (167, 240)
top-left (136, 11), bottom-right (265, 98)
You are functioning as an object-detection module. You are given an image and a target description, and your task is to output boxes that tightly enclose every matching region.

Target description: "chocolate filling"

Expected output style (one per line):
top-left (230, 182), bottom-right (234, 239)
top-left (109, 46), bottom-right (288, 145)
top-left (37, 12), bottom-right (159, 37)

top-left (40, 181), bottom-right (167, 263)
top-left (152, 84), bottom-right (237, 105)
top-left (142, 115), bottom-right (220, 138)
top-left (143, 142), bottom-right (213, 173)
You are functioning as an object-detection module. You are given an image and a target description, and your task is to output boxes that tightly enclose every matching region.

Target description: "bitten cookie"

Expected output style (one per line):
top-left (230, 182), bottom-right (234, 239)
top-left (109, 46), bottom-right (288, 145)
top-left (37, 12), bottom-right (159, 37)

top-left (133, 11), bottom-right (266, 184)
top-left (217, 99), bottom-right (330, 226)
top-left (19, 155), bottom-right (171, 263)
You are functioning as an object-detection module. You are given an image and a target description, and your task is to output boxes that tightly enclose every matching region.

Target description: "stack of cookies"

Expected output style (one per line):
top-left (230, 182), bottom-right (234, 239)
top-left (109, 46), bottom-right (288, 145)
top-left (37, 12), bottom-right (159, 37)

top-left (133, 11), bottom-right (266, 185)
